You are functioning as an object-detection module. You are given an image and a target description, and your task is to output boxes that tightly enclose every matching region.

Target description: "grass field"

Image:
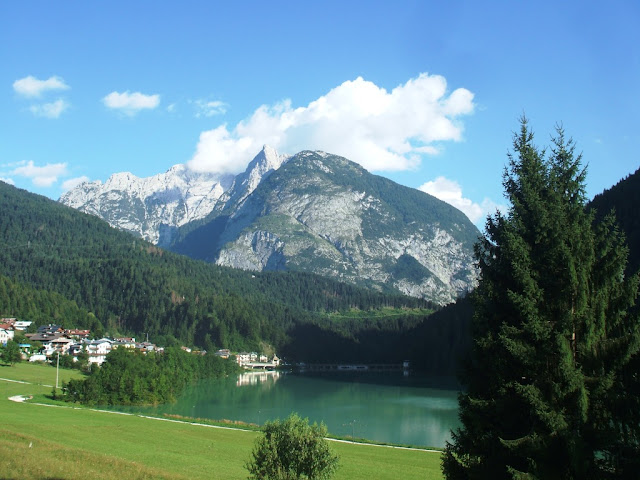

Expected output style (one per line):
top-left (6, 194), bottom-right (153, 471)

top-left (326, 306), bottom-right (434, 321)
top-left (0, 362), bottom-right (444, 479)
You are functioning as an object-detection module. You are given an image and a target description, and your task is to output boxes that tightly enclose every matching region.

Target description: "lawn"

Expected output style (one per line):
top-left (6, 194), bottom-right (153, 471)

top-left (0, 362), bottom-right (444, 479)
top-left (0, 361), bottom-right (83, 386)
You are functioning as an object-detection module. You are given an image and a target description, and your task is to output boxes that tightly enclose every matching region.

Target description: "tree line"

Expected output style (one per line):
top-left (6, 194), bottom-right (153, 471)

top-left (63, 346), bottom-right (241, 406)
top-left (0, 182), bottom-right (437, 358)
top-left (589, 166), bottom-right (640, 276)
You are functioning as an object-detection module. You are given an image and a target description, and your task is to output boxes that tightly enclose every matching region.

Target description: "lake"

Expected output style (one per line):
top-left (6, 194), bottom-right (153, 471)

top-left (114, 371), bottom-right (461, 448)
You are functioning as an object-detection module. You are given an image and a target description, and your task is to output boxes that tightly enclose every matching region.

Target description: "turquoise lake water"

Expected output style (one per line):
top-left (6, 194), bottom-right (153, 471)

top-left (114, 371), bottom-right (461, 448)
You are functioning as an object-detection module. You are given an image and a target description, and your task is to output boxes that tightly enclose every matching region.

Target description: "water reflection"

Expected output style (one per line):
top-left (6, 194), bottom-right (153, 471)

top-left (112, 372), bottom-right (460, 447)
top-left (236, 370), bottom-right (282, 387)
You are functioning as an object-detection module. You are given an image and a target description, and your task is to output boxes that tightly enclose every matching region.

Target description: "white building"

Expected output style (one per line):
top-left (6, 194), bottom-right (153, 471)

top-left (50, 336), bottom-right (74, 355)
top-left (84, 338), bottom-right (114, 366)
top-left (0, 326), bottom-right (14, 346)
top-left (14, 320), bottom-right (32, 331)
top-left (236, 352), bottom-right (251, 366)
top-left (112, 338), bottom-right (136, 349)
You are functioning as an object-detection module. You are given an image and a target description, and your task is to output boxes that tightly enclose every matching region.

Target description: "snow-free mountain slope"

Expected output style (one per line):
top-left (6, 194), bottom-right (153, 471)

top-left (217, 144), bottom-right (291, 211)
top-left (172, 150), bottom-right (480, 304)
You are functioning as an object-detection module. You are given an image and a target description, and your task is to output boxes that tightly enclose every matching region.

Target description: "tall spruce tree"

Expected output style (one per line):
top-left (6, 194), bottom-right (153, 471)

top-left (442, 119), bottom-right (640, 479)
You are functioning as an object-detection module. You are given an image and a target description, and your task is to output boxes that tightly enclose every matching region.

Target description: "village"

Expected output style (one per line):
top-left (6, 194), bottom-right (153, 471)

top-left (0, 317), bottom-right (280, 369)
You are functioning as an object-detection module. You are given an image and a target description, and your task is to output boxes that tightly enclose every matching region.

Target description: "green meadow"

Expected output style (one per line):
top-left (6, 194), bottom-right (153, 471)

top-left (0, 363), bottom-right (443, 479)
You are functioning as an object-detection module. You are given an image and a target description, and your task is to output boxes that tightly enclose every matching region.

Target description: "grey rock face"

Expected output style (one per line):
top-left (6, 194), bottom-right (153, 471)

top-left (59, 146), bottom-right (286, 247)
top-left (181, 150), bottom-right (479, 304)
top-left (61, 147), bottom-right (479, 304)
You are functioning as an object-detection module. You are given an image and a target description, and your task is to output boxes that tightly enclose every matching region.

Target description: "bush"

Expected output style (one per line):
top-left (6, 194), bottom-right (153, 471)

top-left (246, 413), bottom-right (339, 480)
top-left (0, 340), bottom-right (22, 365)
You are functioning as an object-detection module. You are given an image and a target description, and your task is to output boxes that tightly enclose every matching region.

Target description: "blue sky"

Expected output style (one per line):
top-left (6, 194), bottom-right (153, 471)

top-left (1, 1), bottom-right (638, 227)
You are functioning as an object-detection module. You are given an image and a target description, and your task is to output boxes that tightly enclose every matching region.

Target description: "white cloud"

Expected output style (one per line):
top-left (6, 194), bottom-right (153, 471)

top-left (187, 73), bottom-right (475, 175)
top-left (1, 177), bottom-right (15, 185)
top-left (29, 99), bottom-right (69, 118)
top-left (13, 75), bottom-right (70, 98)
top-left (102, 91), bottom-right (160, 115)
top-left (189, 125), bottom-right (258, 175)
top-left (194, 99), bottom-right (227, 117)
top-left (418, 176), bottom-right (504, 224)
top-left (11, 160), bottom-right (68, 187)
top-left (61, 175), bottom-right (90, 192)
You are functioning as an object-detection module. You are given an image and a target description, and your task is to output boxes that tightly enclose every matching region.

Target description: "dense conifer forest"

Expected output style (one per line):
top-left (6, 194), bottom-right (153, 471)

top-left (2, 155), bottom-right (637, 375)
top-left (0, 181), bottom-right (470, 371)
top-left (588, 167), bottom-right (640, 275)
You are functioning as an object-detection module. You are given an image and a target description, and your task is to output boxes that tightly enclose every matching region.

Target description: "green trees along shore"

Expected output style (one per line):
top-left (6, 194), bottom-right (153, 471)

top-left (63, 346), bottom-right (241, 405)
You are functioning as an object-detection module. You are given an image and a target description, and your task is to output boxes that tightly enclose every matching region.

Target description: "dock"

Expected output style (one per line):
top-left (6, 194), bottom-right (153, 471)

top-left (297, 362), bottom-right (410, 372)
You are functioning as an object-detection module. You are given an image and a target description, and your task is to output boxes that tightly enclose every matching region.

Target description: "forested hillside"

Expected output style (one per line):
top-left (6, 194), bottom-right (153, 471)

top-left (2, 181), bottom-right (466, 368)
top-left (283, 296), bottom-right (473, 374)
top-left (5, 160), bottom-right (636, 373)
top-left (588, 167), bottom-right (640, 275)
top-left (0, 274), bottom-right (101, 332)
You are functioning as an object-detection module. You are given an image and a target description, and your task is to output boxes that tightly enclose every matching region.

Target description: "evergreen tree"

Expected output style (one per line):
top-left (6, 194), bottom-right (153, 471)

top-left (443, 119), bottom-right (640, 479)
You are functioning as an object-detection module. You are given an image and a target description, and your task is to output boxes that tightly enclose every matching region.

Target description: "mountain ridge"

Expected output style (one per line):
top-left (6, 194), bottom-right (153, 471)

top-left (1, 179), bottom-right (433, 351)
top-left (59, 163), bottom-right (235, 246)
top-left (61, 147), bottom-right (480, 304)
top-left (171, 150), bottom-right (480, 304)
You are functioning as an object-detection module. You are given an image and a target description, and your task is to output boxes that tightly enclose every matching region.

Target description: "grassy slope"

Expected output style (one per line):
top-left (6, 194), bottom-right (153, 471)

top-left (0, 363), bottom-right (443, 480)
top-left (327, 306), bottom-right (434, 320)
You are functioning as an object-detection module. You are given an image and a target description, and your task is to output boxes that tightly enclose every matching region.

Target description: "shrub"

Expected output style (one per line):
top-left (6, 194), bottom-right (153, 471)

top-left (246, 413), bottom-right (339, 480)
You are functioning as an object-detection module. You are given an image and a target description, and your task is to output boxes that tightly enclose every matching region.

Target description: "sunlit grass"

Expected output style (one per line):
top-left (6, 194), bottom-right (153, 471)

top-left (0, 430), bottom-right (188, 480)
top-left (0, 362), bottom-right (444, 479)
top-left (0, 361), bottom-right (85, 386)
top-left (327, 306), bottom-right (434, 320)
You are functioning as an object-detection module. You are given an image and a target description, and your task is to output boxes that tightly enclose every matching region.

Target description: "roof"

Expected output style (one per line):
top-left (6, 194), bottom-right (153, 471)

top-left (37, 324), bottom-right (62, 332)
top-left (28, 332), bottom-right (65, 342)
top-left (84, 338), bottom-right (114, 346)
top-left (50, 337), bottom-right (74, 344)
top-left (65, 329), bottom-right (90, 335)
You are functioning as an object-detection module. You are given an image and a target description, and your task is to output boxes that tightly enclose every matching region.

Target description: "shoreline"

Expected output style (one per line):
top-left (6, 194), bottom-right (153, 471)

top-left (4, 377), bottom-right (443, 453)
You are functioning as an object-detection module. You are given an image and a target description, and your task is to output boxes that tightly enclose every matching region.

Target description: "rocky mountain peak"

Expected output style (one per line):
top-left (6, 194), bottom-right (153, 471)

top-left (60, 147), bottom-right (479, 304)
top-left (173, 150), bottom-right (480, 304)
top-left (216, 145), bottom-right (290, 211)
top-left (59, 164), bottom-right (234, 246)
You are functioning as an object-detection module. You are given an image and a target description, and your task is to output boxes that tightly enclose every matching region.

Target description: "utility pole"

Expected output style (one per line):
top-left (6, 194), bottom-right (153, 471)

top-left (56, 351), bottom-right (60, 390)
